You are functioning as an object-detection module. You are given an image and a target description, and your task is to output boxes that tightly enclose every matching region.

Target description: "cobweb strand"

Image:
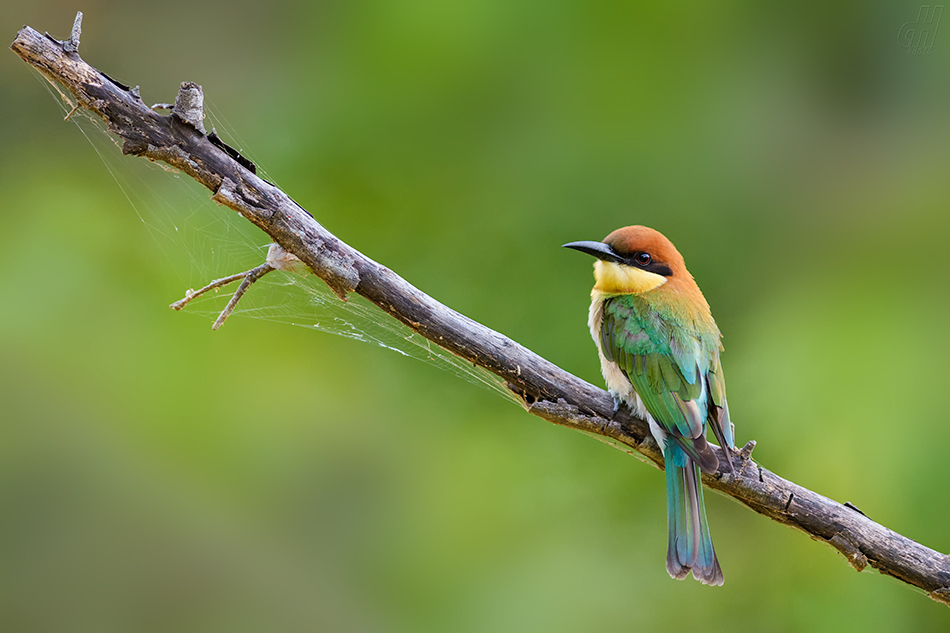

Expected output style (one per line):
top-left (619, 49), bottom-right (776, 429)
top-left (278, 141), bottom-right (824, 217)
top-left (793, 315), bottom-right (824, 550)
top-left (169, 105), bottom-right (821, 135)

top-left (36, 70), bottom-right (519, 405)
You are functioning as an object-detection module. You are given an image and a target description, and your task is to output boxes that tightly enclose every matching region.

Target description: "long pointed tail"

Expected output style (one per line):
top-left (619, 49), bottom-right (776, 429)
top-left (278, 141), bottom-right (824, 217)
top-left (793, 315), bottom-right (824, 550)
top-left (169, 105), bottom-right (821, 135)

top-left (665, 441), bottom-right (723, 586)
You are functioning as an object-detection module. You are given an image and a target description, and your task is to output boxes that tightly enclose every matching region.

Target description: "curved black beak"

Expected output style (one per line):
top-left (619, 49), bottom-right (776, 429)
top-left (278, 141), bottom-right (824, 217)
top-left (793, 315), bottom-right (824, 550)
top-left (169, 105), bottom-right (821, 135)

top-left (562, 240), bottom-right (624, 264)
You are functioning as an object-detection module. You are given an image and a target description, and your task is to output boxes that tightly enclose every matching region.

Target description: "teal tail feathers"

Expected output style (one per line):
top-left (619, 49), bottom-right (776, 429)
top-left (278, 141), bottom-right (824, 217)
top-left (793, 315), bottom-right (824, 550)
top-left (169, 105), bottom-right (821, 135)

top-left (665, 441), bottom-right (724, 586)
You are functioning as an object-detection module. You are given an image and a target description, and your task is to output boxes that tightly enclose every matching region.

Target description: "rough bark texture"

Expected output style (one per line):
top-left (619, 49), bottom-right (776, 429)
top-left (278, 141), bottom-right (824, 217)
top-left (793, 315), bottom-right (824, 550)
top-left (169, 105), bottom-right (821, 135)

top-left (12, 17), bottom-right (950, 605)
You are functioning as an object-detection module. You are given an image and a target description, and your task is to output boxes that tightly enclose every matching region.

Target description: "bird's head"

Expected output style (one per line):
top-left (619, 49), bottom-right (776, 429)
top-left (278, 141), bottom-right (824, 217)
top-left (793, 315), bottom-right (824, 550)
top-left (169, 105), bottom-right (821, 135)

top-left (563, 225), bottom-right (689, 295)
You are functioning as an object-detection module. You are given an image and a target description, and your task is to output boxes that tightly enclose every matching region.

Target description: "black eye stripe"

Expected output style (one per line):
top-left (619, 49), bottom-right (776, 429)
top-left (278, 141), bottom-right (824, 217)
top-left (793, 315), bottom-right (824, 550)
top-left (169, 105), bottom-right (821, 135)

top-left (622, 251), bottom-right (673, 277)
top-left (645, 262), bottom-right (674, 277)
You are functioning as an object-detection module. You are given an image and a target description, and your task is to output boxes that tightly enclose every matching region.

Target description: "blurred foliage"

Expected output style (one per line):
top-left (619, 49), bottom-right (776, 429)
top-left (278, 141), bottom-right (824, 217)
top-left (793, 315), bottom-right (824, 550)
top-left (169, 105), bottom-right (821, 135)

top-left (3, 1), bottom-right (950, 631)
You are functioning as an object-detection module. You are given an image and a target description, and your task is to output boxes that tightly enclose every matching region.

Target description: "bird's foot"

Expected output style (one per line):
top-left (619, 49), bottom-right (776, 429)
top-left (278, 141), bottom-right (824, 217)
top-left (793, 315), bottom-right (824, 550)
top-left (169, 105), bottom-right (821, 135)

top-left (611, 396), bottom-right (622, 419)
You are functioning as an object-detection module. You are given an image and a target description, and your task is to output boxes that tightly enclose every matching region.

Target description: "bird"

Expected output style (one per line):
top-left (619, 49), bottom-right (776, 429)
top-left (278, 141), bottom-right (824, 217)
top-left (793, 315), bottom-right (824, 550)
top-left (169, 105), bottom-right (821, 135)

top-left (563, 225), bottom-right (734, 586)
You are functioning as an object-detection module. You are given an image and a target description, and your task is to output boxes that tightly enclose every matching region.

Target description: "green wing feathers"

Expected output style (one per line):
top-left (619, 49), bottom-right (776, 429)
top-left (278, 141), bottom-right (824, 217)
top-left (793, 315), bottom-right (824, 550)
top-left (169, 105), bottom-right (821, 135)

top-left (705, 356), bottom-right (735, 457)
top-left (600, 295), bottom-right (725, 474)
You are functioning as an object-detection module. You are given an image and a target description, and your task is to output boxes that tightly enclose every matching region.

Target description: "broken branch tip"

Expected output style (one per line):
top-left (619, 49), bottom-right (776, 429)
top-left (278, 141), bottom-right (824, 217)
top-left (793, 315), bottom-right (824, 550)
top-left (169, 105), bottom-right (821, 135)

top-left (63, 11), bottom-right (83, 53)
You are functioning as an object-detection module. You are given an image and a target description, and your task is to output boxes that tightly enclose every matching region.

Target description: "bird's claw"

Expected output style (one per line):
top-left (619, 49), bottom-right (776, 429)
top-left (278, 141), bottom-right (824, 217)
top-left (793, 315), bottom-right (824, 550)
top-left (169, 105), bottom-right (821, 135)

top-left (611, 396), bottom-right (622, 419)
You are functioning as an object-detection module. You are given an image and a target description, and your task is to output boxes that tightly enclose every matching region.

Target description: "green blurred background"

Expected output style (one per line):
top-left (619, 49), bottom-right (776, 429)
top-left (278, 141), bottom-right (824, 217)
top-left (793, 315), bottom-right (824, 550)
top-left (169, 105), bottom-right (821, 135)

top-left (3, 1), bottom-right (950, 631)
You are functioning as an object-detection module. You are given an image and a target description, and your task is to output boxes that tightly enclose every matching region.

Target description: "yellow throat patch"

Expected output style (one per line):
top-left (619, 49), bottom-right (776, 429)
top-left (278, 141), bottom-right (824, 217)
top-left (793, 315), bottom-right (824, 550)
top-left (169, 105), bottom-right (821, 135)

top-left (593, 260), bottom-right (668, 295)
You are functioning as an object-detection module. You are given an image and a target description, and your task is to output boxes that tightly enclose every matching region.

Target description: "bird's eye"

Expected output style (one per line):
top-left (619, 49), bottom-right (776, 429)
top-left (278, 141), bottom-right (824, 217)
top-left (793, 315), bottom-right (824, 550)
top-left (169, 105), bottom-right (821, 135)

top-left (635, 252), bottom-right (652, 266)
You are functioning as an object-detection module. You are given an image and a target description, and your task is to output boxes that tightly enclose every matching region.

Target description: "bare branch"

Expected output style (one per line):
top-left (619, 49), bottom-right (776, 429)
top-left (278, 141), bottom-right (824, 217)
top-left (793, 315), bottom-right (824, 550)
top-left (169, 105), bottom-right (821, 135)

top-left (170, 243), bottom-right (303, 329)
top-left (170, 272), bottom-right (254, 312)
top-left (170, 266), bottom-right (272, 330)
top-left (11, 17), bottom-right (950, 605)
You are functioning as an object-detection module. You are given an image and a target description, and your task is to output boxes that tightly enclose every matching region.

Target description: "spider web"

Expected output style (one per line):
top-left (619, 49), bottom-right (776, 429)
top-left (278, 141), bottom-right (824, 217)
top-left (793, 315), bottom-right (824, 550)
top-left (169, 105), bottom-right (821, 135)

top-left (32, 69), bottom-right (520, 405)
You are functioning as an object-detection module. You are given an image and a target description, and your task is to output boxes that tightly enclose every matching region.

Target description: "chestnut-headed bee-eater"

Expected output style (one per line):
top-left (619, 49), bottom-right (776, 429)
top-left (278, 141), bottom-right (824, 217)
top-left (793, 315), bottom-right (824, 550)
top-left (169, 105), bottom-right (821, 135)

top-left (564, 225), bottom-right (734, 586)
